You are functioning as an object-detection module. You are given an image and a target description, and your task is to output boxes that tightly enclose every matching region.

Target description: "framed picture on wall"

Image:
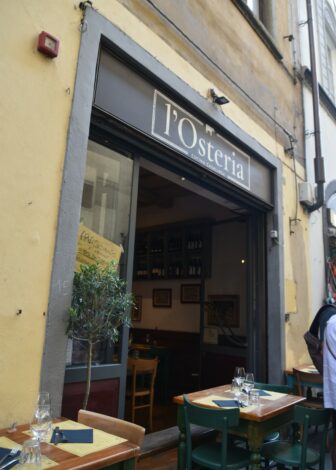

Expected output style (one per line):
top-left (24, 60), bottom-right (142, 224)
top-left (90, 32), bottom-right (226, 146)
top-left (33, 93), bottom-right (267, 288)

top-left (131, 295), bottom-right (142, 322)
top-left (206, 295), bottom-right (240, 327)
top-left (152, 288), bottom-right (172, 308)
top-left (180, 284), bottom-right (201, 304)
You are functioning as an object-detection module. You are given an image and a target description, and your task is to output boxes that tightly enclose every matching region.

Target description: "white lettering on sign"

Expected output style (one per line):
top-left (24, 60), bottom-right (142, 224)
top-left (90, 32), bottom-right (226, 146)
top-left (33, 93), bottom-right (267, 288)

top-left (151, 90), bottom-right (250, 190)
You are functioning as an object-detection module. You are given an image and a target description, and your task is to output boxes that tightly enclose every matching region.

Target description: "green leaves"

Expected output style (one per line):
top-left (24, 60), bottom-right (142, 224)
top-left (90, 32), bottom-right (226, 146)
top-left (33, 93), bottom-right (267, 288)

top-left (66, 261), bottom-right (133, 344)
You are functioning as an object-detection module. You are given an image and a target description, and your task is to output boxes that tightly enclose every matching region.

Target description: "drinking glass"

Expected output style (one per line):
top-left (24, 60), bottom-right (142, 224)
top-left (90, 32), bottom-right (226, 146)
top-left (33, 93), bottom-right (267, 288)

top-left (250, 389), bottom-right (260, 406)
top-left (19, 438), bottom-right (41, 469)
top-left (30, 406), bottom-right (52, 442)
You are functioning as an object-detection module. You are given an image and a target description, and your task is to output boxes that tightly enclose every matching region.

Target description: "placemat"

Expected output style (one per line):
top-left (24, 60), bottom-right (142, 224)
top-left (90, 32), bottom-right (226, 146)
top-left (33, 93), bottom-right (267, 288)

top-left (260, 390), bottom-right (286, 400)
top-left (48, 420), bottom-right (127, 457)
top-left (0, 437), bottom-right (57, 468)
top-left (193, 394), bottom-right (256, 412)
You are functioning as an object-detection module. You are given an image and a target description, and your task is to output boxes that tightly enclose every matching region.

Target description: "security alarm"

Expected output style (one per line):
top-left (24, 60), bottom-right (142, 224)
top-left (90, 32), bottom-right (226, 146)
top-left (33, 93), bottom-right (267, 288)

top-left (37, 31), bottom-right (59, 58)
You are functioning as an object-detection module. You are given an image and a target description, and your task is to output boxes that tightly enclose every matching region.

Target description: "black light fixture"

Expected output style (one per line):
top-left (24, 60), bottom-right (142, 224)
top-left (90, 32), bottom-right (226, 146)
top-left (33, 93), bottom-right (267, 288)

top-left (210, 88), bottom-right (230, 105)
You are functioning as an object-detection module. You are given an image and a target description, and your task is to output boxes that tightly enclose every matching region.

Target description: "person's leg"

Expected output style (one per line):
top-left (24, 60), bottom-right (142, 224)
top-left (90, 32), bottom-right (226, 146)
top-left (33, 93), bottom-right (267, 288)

top-left (332, 411), bottom-right (336, 470)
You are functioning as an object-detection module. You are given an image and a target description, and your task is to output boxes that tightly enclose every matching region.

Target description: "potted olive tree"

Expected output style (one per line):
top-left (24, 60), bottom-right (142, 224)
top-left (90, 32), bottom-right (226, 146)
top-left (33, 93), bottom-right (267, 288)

top-left (66, 261), bottom-right (133, 409)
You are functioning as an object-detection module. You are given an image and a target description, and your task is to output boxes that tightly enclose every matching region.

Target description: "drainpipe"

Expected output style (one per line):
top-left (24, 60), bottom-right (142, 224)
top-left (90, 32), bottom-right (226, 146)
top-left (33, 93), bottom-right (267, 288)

top-left (301, 0), bottom-right (325, 212)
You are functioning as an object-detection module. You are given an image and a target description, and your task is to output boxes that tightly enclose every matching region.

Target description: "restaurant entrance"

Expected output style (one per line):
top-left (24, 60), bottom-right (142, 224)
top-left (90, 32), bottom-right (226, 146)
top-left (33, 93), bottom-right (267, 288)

top-left (129, 156), bottom-right (266, 404)
top-left (59, 43), bottom-right (281, 425)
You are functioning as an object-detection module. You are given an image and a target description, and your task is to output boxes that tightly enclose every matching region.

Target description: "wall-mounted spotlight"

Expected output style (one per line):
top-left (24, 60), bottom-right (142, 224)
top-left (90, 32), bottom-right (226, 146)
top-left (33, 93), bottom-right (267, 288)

top-left (209, 88), bottom-right (230, 105)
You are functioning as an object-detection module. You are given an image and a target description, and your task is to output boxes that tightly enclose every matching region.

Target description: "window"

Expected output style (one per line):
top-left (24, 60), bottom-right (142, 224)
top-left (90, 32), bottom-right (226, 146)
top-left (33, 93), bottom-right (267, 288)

top-left (243, 0), bottom-right (274, 34)
top-left (245, 0), bottom-right (260, 17)
top-left (319, 4), bottom-right (336, 102)
top-left (66, 140), bottom-right (134, 368)
top-left (325, 33), bottom-right (336, 101)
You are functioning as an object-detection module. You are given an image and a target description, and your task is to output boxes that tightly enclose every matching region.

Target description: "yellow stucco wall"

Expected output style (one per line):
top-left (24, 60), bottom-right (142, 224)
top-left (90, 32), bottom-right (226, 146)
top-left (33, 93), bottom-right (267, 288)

top-left (0, 0), bottom-right (309, 427)
top-left (0, 0), bottom-right (81, 426)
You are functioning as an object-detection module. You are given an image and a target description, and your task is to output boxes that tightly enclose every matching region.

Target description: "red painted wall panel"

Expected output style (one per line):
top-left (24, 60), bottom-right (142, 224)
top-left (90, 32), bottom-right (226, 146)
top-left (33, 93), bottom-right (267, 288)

top-left (61, 378), bottom-right (120, 420)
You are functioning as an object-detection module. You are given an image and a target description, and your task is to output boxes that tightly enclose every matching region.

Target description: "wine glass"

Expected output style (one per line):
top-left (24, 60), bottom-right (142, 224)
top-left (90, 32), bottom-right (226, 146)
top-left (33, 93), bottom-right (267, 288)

top-left (244, 373), bottom-right (255, 394)
top-left (37, 392), bottom-right (50, 408)
top-left (234, 367), bottom-right (246, 387)
top-left (30, 406), bottom-right (52, 442)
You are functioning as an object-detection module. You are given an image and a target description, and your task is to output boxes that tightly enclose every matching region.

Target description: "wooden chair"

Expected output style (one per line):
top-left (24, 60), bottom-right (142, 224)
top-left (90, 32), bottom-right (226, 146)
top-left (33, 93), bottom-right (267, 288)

top-left (77, 409), bottom-right (145, 446)
top-left (261, 405), bottom-right (330, 470)
top-left (126, 356), bottom-right (159, 432)
top-left (183, 395), bottom-right (251, 470)
top-left (293, 368), bottom-right (324, 408)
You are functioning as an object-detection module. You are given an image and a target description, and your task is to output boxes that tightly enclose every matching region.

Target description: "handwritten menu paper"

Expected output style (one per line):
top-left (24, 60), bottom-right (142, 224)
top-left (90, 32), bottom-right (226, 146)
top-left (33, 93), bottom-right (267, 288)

top-left (75, 223), bottom-right (122, 272)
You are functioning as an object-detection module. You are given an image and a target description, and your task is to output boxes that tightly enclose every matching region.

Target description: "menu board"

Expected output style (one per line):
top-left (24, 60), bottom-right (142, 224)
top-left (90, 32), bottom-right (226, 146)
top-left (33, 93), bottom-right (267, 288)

top-left (75, 223), bottom-right (122, 272)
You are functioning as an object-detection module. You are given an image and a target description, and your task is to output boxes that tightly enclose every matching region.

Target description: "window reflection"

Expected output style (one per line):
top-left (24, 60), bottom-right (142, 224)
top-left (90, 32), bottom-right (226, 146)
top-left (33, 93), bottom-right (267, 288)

top-left (66, 140), bottom-right (133, 368)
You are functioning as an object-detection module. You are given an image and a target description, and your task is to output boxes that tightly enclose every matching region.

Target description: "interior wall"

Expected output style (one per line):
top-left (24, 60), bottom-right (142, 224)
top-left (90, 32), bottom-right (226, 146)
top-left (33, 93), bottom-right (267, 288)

top-left (132, 191), bottom-right (247, 335)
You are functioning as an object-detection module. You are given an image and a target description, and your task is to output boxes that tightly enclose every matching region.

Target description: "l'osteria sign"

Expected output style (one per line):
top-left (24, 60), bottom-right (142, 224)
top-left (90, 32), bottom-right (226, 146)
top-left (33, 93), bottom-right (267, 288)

top-left (151, 90), bottom-right (250, 190)
top-left (94, 50), bottom-right (271, 204)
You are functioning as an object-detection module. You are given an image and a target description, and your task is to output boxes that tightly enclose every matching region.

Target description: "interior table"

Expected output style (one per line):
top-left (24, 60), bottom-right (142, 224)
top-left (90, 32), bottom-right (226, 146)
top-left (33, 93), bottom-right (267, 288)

top-left (173, 384), bottom-right (306, 470)
top-left (0, 418), bottom-right (140, 469)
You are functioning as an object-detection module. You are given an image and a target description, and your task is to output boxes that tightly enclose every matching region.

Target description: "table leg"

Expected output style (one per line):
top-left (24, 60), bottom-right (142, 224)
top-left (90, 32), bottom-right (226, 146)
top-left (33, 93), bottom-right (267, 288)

top-left (177, 405), bottom-right (186, 470)
top-left (247, 424), bottom-right (264, 470)
top-left (104, 458), bottom-right (136, 469)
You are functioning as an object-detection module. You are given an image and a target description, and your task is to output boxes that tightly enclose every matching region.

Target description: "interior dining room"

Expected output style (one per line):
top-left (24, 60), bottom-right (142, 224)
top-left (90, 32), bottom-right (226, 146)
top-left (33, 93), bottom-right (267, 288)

top-left (124, 163), bottom-right (250, 431)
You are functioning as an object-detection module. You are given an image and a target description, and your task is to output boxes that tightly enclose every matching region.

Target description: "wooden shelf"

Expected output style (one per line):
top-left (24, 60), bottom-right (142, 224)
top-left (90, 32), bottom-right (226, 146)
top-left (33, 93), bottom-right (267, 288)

top-left (133, 220), bottom-right (212, 281)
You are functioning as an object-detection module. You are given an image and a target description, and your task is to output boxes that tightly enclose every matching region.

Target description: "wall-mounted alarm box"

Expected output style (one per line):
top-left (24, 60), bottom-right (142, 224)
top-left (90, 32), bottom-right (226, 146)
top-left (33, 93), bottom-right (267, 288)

top-left (37, 31), bottom-right (59, 58)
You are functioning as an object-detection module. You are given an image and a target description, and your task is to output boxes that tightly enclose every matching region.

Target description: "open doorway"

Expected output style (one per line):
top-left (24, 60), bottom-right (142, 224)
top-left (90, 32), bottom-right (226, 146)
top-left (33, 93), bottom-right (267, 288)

top-left (126, 163), bottom-right (259, 431)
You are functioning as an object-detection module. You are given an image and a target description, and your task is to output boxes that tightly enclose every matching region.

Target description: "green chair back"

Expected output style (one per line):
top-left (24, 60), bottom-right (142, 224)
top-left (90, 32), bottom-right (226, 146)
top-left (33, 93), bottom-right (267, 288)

top-left (183, 395), bottom-right (243, 470)
top-left (261, 405), bottom-right (330, 470)
top-left (254, 382), bottom-right (293, 394)
top-left (294, 406), bottom-right (330, 470)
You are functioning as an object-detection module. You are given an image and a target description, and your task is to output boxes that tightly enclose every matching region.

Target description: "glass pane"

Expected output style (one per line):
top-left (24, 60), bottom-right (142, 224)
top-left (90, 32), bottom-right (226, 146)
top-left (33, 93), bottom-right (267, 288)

top-left (67, 140), bottom-right (134, 367)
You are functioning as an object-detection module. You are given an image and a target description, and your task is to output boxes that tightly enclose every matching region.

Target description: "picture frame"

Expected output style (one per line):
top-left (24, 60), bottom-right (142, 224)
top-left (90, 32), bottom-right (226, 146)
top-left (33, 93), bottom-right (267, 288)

top-left (206, 295), bottom-right (240, 327)
top-left (131, 295), bottom-right (142, 322)
top-left (180, 284), bottom-right (201, 304)
top-left (203, 327), bottom-right (219, 344)
top-left (152, 288), bottom-right (172, 308)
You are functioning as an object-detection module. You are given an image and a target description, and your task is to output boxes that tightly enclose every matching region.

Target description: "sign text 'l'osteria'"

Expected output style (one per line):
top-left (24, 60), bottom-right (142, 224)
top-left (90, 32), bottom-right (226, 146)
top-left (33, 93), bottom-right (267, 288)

top-left (151, 90), bottom-right (250, 190)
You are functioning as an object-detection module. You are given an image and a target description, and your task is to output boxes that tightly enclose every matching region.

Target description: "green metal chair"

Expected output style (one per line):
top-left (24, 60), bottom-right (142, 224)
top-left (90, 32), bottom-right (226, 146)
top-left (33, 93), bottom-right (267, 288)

top-left (261, 405), bottom-right (330, 470)
top-left (183, 395), bottom-right (251, 470)
top-left (254, 382), bottom-right (293, 395)
top-left (250, 383), bottom-right (293, 445)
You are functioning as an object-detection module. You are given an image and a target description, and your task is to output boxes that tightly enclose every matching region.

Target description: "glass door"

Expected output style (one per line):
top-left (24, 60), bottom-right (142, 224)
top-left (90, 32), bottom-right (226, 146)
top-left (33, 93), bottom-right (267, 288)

top-left (65, 139), bottom-right (139, 417)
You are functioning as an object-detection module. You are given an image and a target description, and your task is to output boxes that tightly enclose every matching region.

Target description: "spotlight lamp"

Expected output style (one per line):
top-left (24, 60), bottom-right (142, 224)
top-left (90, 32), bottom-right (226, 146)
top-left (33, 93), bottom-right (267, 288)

top-left (210, 88), bottom-right (230, 105)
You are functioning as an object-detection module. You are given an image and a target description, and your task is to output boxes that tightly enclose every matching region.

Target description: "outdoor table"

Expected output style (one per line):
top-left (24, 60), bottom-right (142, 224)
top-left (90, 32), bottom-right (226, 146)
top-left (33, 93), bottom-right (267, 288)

top-left (0, 417), bottom-right (139, 469)
top-left (173, 383), bottom-right (306, 470)
top-left (285, 363), bottom-right (323, 390)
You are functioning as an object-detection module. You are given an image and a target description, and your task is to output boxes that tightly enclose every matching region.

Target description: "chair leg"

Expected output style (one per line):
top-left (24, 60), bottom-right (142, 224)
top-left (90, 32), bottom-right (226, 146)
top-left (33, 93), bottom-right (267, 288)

top-left (148, 397), bottom-right (153, 433)
top-left (131, 397), bottom-right (135, 423)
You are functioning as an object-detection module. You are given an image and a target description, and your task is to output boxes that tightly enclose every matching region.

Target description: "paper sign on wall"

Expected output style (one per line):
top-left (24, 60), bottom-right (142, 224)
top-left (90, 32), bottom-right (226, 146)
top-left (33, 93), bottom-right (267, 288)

top-left (75, 223), bottom-right (122, 272)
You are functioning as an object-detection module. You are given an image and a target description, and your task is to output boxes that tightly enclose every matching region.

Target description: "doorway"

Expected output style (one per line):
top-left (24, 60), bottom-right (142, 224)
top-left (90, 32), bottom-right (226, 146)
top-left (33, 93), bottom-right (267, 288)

top-left (126, 159), bottom-right (267, 430)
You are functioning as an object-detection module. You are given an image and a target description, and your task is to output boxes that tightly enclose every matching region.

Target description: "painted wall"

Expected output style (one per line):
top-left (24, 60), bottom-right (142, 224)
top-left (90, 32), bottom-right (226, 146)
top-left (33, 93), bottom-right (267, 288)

top-left (0, 0), bottom-right (312, 426)
top-left (0, 1), bottom-right (81, 427)
top-left (133, 208), bottom-right (247, 335)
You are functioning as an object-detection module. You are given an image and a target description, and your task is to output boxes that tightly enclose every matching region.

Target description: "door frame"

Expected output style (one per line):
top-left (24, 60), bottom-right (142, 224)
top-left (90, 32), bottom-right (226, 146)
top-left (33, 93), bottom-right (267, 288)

top-left (40, 7), bottom-right (284, 418)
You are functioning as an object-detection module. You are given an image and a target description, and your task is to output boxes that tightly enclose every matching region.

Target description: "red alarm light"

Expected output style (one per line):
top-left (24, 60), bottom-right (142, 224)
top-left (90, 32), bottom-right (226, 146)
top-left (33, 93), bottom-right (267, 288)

top-left (37, 31), bottom-right (59, 58)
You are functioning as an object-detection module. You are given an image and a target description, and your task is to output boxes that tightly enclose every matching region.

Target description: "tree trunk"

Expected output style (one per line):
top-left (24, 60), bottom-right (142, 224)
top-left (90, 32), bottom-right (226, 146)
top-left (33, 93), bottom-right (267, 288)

top-left (82, 340), bottom-right (93, 410)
